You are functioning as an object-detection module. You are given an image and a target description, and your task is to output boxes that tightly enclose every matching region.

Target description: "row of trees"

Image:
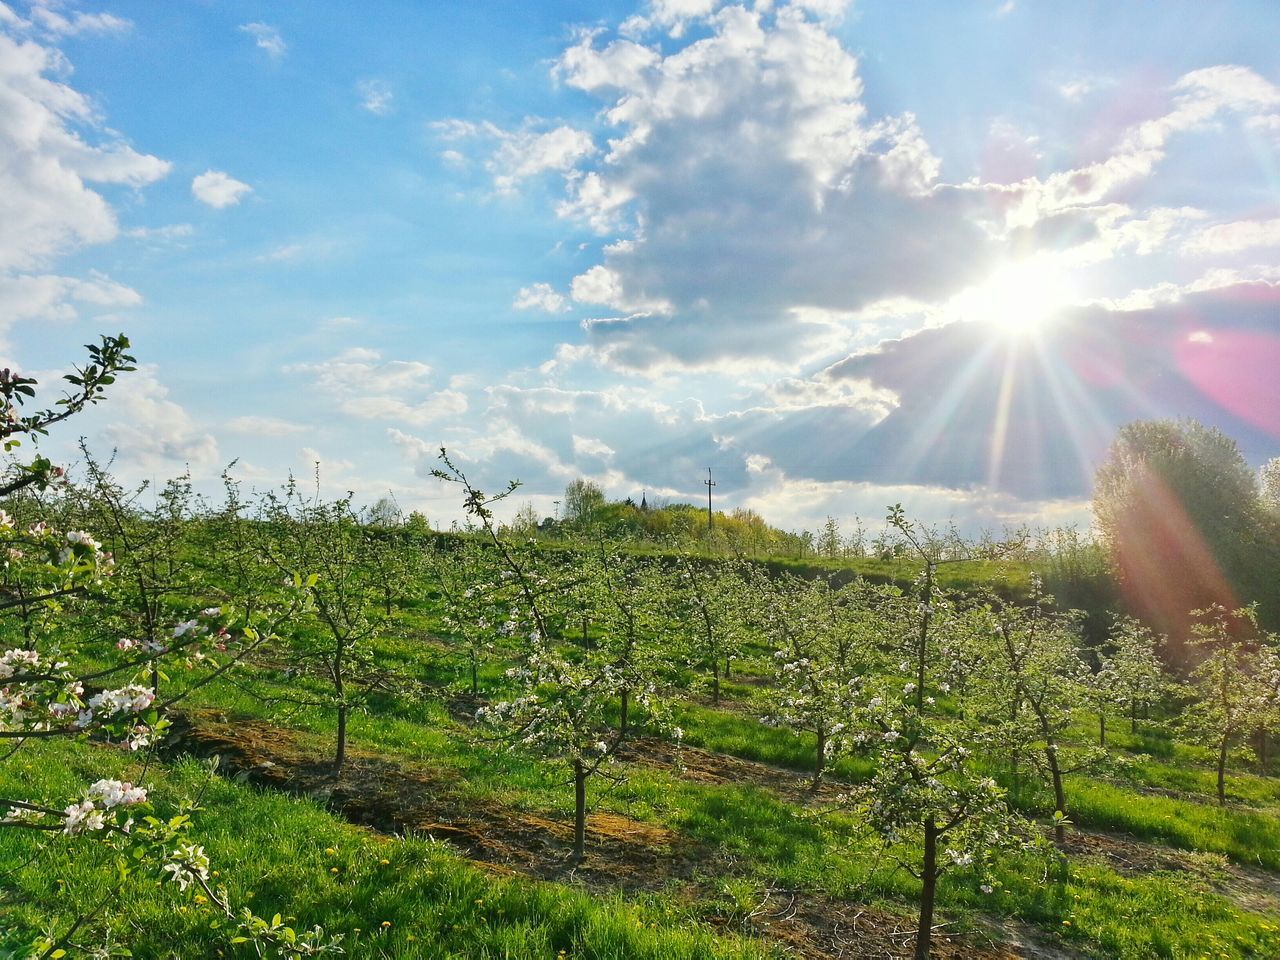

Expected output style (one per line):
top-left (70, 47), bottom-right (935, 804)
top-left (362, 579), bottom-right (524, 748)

top-left (422, 468), bottom-right (1280, 959)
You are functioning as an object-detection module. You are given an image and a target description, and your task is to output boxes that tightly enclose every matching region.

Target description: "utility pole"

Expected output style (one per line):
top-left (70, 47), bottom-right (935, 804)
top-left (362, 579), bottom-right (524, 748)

top-left (704, 467), bottom-right (716, 533)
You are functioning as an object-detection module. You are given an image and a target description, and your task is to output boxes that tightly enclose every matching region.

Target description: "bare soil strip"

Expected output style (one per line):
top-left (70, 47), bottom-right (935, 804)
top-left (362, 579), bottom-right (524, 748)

top-left (163, 709), bottom-right (1030, 959)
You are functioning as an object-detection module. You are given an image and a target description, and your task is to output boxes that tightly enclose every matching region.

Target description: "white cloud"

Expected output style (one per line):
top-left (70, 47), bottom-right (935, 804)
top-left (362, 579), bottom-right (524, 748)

top-left (99, 366), bottom-right (219, 470)
top-left (1003, 66), bottom-right (1280, 227)
top-left (357, 78), bottom-right (393, 115)
top-left (239, 21), bottom-right (286, 59)
top-left (739, 459), bottom-right (1090, 540)
top-left (27, 2), bottom-right (129, 36)
top-left (554, 31), bottom-right (658, 91)
top-left (1183, 217), bottom-right (1280, 255)
top-left (530, 4), bottom-right (995, 372)
top-left (434, 119), bottom-right (597, 194)
top-left (570, 265), bottom-right (623, 306)
top-left (287, 347), bottom-right (470, 426)
top-left (540, 20), bottom-right (1280, 374)
top-left (513, 282), bottom-right (571, 313)
top-left (1056, 76), bottom-right (1108, 102)
top-left (572, 434), bottom-right (615, 460)
top-left (191, 170), bottom-right (253, 208)
top-left (343, 390), bottom-right (468, 424)
top-left (0, 271), bottom-right (140, 327)
top-left (0, 25), bottom-right (164, 345)
top-left (123, 223), bottom-right (194, 241)
top-left (0, 30), bottom-right (170, 273)
top-left (622, 0), bottom-right (721, 38)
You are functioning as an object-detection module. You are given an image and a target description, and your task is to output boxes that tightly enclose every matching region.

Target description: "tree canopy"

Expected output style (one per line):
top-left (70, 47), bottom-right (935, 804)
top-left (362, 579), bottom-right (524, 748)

top-left (1092, 418), bottom-right (1273, 648)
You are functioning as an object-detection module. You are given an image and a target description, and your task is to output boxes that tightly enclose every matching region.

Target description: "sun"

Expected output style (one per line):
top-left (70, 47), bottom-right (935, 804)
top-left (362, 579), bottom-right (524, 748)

top-left (958, 257), bottom-right (1077, 336)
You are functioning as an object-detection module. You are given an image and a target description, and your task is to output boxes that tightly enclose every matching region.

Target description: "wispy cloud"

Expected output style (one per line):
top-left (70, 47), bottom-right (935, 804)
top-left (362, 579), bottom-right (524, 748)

top-left (239, 21), bottom-right (286, 59)
top-left (357, 78), bottom-right (393, 115)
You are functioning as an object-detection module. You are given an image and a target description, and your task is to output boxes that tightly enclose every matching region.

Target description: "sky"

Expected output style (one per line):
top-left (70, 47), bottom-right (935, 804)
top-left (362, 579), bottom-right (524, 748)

top-left (3, 0), bottom-right (1280, 536)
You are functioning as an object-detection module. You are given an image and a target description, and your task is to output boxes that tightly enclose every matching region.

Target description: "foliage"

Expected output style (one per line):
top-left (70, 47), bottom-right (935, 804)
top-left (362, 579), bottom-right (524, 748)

top-left (0, 338), bottom-right (339, 957)
top-left (1092, 418), bottom-right (1277, 641)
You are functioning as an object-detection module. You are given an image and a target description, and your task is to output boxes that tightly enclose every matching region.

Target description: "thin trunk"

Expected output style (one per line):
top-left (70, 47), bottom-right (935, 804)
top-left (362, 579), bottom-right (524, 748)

top-left (1048, 745), bottom-right (1067, 846)
top-left (1217, 735), bottom-right (1229, 806)
top-left (333, 640), bottom-right (347, 778)
top-left (915, 567), bottom-right (933, 713)
top-left (1009, 698), bottom-right (1020, 787)
top-left (1099, 712), bottom-right (1106, 748)
top-left (572, 760), bottom-right (587, 861)
top-left (812, 727), bottom-right (826, 792)
top-left (915, 819), bottom-right (938, 960)
top-left (705, 614), bottom-right (719, 704)
top-left (1130, 699), bottom-right (1138, 735)
top-left (470, 654), bottom-right (478, 696)
top-left (334, 702), bottom-right (347, 778)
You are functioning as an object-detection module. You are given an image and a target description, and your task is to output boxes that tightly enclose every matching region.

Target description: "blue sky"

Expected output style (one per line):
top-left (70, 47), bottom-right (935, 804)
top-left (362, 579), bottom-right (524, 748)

top-left (3, 0), bottom-right (1279, 534)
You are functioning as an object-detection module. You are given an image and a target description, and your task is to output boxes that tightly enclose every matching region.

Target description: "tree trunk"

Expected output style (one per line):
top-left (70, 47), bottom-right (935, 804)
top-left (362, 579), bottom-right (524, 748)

top-left (470, 655), bottom-right (478, 696)
top-left (572, 760), bottom-right (587, 861)
top-left (1218, 736), bottom-right (1229, 806)
top-left (1131, 700), bottom-right (1138, 735)
top-left (915, 568), bottom-right (933, 713)
top-left (333, 642), bottom-right (347, 779)
top-left (812, 727), bottom-right (826, 792)
top-left (334, 701), bottom-right (347, 779)
top-left (711, 660), bottom-right (720, 706)
top-left (1048, 746), bottom-right (1067, 846)
top-left (1099, 713), bottom-right (1106, 748)
top-left (915, 819), bottom-right (938, 960)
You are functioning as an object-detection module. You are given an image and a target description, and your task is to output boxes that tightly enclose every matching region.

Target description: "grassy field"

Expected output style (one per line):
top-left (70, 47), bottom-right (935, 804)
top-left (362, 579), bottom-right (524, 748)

top-left (5, 550), bottom-right (1280, 960)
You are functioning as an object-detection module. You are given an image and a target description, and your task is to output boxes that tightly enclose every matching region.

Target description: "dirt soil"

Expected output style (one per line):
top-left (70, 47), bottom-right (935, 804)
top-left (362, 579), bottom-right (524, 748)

top-left (707, 887), bottom-right (1024, 960)
top-left (165, 709), bottom-right (694, 892)
top-left (163, 709), bottom-right (1050, 958)
top-left (618, 735), bottom-right (848, 803)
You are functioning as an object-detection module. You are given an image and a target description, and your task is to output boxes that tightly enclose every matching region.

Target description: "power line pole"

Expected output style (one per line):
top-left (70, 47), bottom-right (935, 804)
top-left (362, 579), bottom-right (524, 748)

top-left (704, 467), bottom-right (716, 534)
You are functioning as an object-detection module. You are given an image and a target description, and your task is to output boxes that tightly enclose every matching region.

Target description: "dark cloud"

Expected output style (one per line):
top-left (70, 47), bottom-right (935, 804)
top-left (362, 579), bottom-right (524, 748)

top-left (735, 282), bottom-right (1280, 498)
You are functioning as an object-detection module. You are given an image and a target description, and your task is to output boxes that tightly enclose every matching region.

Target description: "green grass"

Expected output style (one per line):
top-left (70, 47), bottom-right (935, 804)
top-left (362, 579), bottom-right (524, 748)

top-left (150, 649), bottom-right (1280, 959)
top-left (12, 580), bottom-right (1280, 958)
top-left (0, 741), bottom-right (770, 960)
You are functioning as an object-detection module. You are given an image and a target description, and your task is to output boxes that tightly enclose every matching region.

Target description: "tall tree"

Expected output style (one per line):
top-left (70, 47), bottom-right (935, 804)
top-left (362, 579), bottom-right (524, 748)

top-left (562, 478), bottom-right (606, 527)
top-left (1093, 419), bottom-right (1264, 650)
